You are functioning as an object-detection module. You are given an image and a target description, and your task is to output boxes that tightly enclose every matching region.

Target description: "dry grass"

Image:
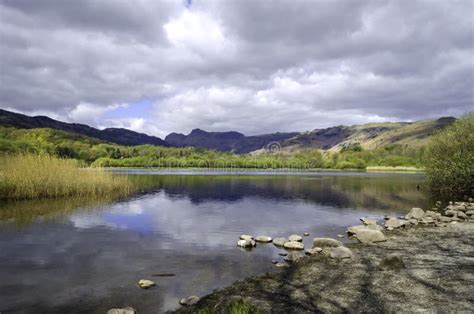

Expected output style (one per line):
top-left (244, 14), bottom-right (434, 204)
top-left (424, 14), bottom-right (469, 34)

top-left (0, 154), bottom-right (135, 200)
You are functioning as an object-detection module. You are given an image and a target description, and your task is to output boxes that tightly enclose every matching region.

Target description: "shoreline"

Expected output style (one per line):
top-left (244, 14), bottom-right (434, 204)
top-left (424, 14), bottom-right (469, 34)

top-left (172, 205), bottom-right (474, 313)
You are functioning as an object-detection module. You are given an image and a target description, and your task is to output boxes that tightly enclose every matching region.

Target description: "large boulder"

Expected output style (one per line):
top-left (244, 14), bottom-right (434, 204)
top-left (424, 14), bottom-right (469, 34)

top-left (272, 237), bottom-right (288, 247)
top-left (355, 229), bottom-right (387, 244)
top-left (330, 246), bottom-right (353, 259)
top-left (312, 237), bottom-right (342, 248)
top-left (255, 236), bottom-right (272, 243)
top-left (283, 241), bottom-right (305, 250)
top-left (379, 254), bottom-right (405, 271)
top-left (406, 207), bottom-right (425, 220)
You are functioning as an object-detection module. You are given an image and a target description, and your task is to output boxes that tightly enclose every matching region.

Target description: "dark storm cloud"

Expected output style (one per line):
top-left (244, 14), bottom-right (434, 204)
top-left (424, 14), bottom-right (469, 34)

top-left (0, 0), bottom-right (472, 136)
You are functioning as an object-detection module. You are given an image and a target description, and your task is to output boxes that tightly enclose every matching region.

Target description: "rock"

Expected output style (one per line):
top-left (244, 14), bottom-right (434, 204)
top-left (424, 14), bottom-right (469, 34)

top-left (275, 262), bottom-right (289, 268)
top-left (420, 217), bottom-right (435, 224)
top-left (237, 239), bottom-right (256, 248)
top-left (439, 216), bottom-right (452, 222)
top-left (425, 210), bottom-right (441, 219)
top-left (273, 237), bottom-right (288, 247)
top-left (239, 234), bottom-right (253, 240)
top-left (138, 279), bottom-right (156, 289)
top-left (107, 308), bottom-right (136, 314)
top-left (466, 210), bottom-right (474, 215)
top-left (284, 252), bottom-right (304, 262)
top-left (347, 224), bottom-right (382, 235)
top-left (355, 229), bottom-right (386, 244)
top-left (255, 236), bottom-right (272, 243)
top-left (288, 234), bottom-right (303, 242)
top-left (360, 217), bottom-right (377, 226)
top-left (406, 207), bottom-right (425, 220)
top-left (408, 218), bottom-right (419, 225)
top-left (387, 227), bottom-right (394, 231)
top-left (271, 260), bottom-right (278, 264)
top-left (385, 218), bottom-right (405, 229)
top-left (278, 252), bottom-right (288, 256)
top-left (312, 237), bottom-right (342, 248)
top-left (457, 211), bottom-right (468, 219)
top-left (379, 254), bottom-right (405, 271)
top-left (305, 247), bottom-right (323, 255)
top-left (337, 234), bottom-right (344, 238)
top-left (283, 241), bottom-right (305, 250)
top-left (435, 222), bottom-right (447, 227)
top-left (303, 232), bottom-right (310, 236)
top-left (180, 296), bottom-right (200, 306)
top-left (445, 209), bottom-right (457, 217)
top-left (330, 246), bottom-right (353, 259)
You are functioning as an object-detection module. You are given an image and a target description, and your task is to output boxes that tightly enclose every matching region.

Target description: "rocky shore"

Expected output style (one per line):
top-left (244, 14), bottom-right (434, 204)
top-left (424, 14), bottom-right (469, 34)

top-left (171, 202), bottom-right (474, 313)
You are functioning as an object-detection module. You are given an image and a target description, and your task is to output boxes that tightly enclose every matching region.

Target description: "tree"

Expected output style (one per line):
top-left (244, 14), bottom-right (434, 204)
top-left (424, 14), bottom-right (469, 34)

top-left (425, 112), bottom-right (474, 200)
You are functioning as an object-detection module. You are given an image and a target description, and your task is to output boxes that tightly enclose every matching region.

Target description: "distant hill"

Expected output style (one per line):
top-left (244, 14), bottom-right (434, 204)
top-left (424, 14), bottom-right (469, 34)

top-left (279, 117), bottom-right (456, 152)
top-left (0, 109), bottom-right (169, 147)
top-left (165, 129), bottom-right (298, 153)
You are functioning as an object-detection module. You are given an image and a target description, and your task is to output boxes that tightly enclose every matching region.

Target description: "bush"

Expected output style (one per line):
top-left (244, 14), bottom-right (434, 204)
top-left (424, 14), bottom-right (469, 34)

top-left (425, 113), bottom-right (474, 200)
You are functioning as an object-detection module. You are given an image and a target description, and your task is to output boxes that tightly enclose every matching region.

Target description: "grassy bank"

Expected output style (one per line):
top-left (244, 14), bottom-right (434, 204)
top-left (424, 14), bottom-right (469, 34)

top-left (366, 166), bottom-right (424, 173)
top-left (0, 154), bottom-right (135, 200)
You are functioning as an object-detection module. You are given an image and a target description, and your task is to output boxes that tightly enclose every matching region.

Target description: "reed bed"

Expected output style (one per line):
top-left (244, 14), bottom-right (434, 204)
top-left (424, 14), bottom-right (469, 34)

top-left (0, 154), bottom-right (135, 200)
top-left (366, 166), bottom-right (424, 172)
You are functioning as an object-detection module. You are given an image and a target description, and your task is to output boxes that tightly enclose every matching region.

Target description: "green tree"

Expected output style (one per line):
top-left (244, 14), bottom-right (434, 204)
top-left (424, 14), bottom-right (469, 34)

top-left (425, 113), bottom-right (474, 200)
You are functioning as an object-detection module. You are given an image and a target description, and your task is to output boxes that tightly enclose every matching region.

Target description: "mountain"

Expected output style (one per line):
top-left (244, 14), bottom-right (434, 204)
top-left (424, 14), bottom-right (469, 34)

top-left (280, 117), bottom-right (456, 152)
top-left (0, 109), bottom-right (169, 146)
top-left (165, 129), bottom-right (299, 153)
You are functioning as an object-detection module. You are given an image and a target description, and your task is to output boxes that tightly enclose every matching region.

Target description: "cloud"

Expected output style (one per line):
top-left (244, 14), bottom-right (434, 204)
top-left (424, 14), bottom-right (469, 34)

top-left (0, 0), bottom-right (472, 136)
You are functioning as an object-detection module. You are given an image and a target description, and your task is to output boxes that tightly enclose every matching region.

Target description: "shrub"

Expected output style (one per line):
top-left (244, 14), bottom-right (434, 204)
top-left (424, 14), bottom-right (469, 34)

top-left (425, 113), bottom-right (474, 200)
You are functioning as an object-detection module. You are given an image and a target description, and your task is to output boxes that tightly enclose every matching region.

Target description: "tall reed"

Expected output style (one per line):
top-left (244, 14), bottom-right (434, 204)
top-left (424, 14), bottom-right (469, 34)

top-left (0, 154), bottom-right (135, 200)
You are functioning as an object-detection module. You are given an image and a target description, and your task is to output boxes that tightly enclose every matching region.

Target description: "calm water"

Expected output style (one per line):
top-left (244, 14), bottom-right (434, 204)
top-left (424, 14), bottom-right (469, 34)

top-left (0, 171), bottom-right (427, 313)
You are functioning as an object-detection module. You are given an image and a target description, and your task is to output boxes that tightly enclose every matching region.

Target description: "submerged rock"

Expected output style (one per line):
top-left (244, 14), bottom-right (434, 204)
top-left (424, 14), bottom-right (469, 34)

top-left (138, 279), bottom-right (156, 289)
top-left (283, 241), bottom-right (305, 250)
top-left (312, 237), bottom-right (342, 248)
top-left (379, 254), bottom-right (405, 271)
top-left (355, 229), bottom-right (386, 244)
top-left (239, 234), bottom-right (253, 241)
top-left (273, 237), bottom-right (288, 247)
top-left (107, 307), bottom-right (136, 314)
top-left (330, 246), bottom-right (353, 259)
top-left (406, 207), bottom-right (425, 220)
top-left (284, 252), bottom-right (304, 262)
top-left (288, 234), bottom-right (303, 242)
top-left (255, 236), bottom-right (272, 243)
top-left (303, 232), bottom-right (310, 236)
top-left (180, 295), bottom-right (200, 306)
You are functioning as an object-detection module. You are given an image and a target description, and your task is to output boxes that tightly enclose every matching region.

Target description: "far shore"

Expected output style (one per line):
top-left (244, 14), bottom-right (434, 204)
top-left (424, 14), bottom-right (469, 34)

top-left (100, 166), bottom-right (425, 174)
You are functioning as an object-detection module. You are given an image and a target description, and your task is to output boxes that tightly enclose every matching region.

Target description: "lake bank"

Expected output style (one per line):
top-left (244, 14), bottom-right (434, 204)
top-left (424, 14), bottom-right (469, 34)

top-left (174, 216), bottom-right (474, 313)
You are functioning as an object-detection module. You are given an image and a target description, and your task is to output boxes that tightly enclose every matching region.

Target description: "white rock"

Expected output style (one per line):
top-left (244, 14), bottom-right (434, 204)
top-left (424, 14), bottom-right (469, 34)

top-left (237, 239), bottom-right (256, 248)
top-left (180, 296), bottom-right (200, 306)
top-left (385, 218), bottom-right (406, 229)
top-left (360, 217), bottom-right (377, 226)
top-left (107, 307), bottom-right (136, 314)
top-left (138, 279), bottom-right (156, 289)
top-left (283, 241), bottom-right (305, 250)
top-left (239, 234), bottom-right (253, 240)
top-left (288, 234), bottom-right (303, 242)
top-left (255, 236), bottom-right (272, 243)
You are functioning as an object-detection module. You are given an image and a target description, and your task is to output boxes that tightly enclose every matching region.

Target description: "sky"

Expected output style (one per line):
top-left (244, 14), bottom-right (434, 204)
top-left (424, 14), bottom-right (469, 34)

top-left (0, 0), bottom-right (473, 138)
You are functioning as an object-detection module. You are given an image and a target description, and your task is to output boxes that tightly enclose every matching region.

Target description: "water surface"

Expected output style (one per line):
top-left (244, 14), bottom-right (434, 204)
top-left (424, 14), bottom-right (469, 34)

top-left (0, 171), bottom-right (427, 313)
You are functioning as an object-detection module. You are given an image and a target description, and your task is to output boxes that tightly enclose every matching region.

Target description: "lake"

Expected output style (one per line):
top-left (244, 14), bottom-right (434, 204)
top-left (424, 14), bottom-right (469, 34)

top-left (0, 171), bottom-right (427, 313)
